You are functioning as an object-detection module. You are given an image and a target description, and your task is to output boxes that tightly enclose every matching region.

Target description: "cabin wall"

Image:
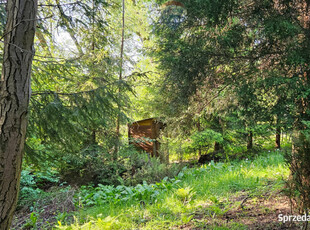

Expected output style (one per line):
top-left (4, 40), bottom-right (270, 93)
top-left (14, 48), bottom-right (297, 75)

top-left (128, 119), bottom-right (164, 157)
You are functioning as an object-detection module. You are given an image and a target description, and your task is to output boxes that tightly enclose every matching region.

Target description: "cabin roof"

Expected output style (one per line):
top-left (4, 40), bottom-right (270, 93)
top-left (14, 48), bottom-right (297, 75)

top-left (129, 117), bottom-right (164, 125)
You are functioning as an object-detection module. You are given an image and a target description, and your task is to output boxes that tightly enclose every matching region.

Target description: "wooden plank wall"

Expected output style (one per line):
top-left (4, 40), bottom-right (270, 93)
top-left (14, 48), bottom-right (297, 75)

top-left (128, 119), bottom-right (163, 157)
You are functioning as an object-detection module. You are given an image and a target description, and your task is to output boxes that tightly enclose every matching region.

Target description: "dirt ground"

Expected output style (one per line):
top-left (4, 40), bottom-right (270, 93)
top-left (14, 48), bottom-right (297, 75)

top-left (11, 188), bottom-right (76, 230)
top-left (176, 194), bottom-right (304, 230)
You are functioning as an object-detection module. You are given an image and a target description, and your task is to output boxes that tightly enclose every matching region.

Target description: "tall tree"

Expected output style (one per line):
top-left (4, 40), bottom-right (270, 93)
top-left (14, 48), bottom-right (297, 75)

top-left (0, 0), bottom-right (37, 228)
top-left (115, 0), bottom-right (125, 158)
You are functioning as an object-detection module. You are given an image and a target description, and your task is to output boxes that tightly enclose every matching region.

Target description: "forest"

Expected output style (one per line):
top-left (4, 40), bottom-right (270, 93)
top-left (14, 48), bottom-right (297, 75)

top-left (1, 0), bottom-right (310, 229)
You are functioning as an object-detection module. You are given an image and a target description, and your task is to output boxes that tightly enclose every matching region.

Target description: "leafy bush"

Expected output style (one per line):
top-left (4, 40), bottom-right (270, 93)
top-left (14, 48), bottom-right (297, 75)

top-left (175, 186), bottom-right (195, 203)
top-left (60, 144), bottom-right (132, 186)
top-left (24, 142), bottom-right (182, 188)
top-left (77, 182), bottom-right (157, 207)
top-left (122, 154), bottom-right (184, 186)
top-left (76, 171), bottom-right (185, 208)
top-left (190, 129), bottom-right (223, 152)
top-left (19, 166), bottom-right (61, 207)
top-left (19, 169), bottom-right (42, 203)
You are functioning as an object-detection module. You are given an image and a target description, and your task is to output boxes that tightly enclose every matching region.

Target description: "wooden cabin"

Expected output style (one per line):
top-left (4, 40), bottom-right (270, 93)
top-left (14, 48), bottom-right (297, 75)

top-left (128, 118), bottom-right (165, 157)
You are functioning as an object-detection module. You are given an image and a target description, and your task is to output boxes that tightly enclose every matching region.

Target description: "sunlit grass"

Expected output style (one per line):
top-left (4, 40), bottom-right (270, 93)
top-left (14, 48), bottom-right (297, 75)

top-left (54, 150), bottom-right (289, 230)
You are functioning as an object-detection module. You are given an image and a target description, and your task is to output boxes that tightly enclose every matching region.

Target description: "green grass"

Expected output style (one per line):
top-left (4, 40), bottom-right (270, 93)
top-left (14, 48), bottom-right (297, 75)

top-left (54, 150), bottom-right (289, 230)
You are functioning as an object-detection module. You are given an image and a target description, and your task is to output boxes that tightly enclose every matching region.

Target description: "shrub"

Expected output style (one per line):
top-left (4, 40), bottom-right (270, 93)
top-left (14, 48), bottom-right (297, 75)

top-left (18, 166), bottom-right (61, 208)
top-left (190, 129), bottom-right (223, 153)
top-left (61, 144), bottom-right (127, 186)
top-left (175, 186), bottom-right (195, 203)
top-left (19, 169), bottom-right (42, 205)
top-left (123, 155), bottom-right (184, 186)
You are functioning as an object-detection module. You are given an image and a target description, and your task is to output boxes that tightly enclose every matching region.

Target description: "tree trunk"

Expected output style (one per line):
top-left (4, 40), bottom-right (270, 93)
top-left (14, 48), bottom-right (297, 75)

top-left (214, 117), bottom-right (223, 152)
top-left (214, 142), bottom-right (223, 152)
top-left (275, 127), bottom-right (281, 149)
top-left (0, 0), bottom-right (37, 228)
top-left (115, 0), bottom-right (125, 160)
top-left (247, 131), bottom-right (253, 150)
top-left (289, 90), bottom-right (310, 212)
top-left (290, 128), bottom-right (310, 212)
top-left (196, 120), bottom-right (201, 156)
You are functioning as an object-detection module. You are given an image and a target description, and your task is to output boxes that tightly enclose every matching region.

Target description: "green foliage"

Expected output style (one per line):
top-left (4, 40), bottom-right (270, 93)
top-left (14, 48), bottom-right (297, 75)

top-left (23, 0), bottom-right (155, 176)
top-left (151, 0), bottom-right (309, 170)
top-left (60, 144), bottom-right (126, 186)
top-left (19, 167), bottom-right (60, 206)
top-left (76, 169), bottom-right (186, 208)
top-left (77, 182), bottom-right (159, 207)
top-left (22, 212), bottom-right (38, 229)
top-left (20, 0), bottom-right (160, 195)
top-left (19, 167), bottom-right (59, 206)
top-left (263, 16), bottom-right (299, 40)
top-left (56, 215), bottom-right (118, 230)
top-left (123, 155), bottom-right (183, 186)
top-left (190, 129), bottom-right (223, 151)
top-left (54, 144), bottom-right (182, 186)
top-left (175, 186), bottom-right (195, 203)
top-left (19, 170), bottom-right (42, 205)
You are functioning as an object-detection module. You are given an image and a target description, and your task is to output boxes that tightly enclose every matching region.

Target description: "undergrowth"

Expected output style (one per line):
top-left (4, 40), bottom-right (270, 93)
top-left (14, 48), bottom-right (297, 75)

top-left (50, 150), bottom-right (289, 230)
